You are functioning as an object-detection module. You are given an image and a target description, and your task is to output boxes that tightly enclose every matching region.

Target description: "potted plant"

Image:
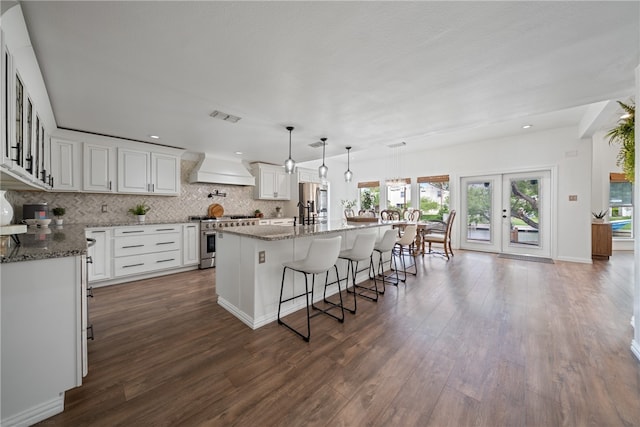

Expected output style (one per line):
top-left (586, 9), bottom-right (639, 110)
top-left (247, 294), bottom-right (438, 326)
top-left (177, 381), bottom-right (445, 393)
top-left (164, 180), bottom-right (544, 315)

top-left (275, 206), bottom-right (282, 218)
top-left (52, 207), bottom-right (65, 225)
top-left (129, 204), bottom-right (150, 222)
top-left (254, 209), bottom-right (264, 218)
top-left (606, 100), bottom-right (635, 182)
top-left (592, 210), bottom-right (607, 223)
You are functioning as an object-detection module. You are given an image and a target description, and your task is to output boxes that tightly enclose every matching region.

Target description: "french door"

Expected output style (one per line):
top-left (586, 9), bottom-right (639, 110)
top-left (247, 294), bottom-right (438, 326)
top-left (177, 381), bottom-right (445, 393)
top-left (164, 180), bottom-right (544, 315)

top-left (460, 170), bottom-right (552, 258)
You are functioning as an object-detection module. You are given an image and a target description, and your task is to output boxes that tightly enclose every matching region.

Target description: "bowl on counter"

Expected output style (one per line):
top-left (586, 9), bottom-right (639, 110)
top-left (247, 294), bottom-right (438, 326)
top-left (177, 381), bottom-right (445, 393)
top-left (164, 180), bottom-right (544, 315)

top-left (36, 218), bottom-right (52, 227)
top-left (23, 219), bottom-right (38, 227)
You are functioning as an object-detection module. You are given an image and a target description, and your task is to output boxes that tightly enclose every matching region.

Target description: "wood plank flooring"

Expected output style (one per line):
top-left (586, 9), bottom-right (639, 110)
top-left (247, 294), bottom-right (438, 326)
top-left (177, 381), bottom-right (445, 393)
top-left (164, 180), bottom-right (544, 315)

top-left (38, 251), bottom-right (640, 426)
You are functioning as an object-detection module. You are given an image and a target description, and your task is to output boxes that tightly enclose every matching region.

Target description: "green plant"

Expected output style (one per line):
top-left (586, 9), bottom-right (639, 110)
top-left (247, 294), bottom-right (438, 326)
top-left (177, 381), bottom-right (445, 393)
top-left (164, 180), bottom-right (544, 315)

top-left (254, 209), bottom-right (262, 214)
top-left (361, 190), bottom-right (374, 210)
top-left (341, 199), bottom-right (357, 210)
top-left (606, 100), bottom-right (635, 183)
top-left (592, 210), bottom-right (607, 219)
top-left (128, 204), bottom-right (150, 215)
top-left (52, 207), bottom-right (65, 218)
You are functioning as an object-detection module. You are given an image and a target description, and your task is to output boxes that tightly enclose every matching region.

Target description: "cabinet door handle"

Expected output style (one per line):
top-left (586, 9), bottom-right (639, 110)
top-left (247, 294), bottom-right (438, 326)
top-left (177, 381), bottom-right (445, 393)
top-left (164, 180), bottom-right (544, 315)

top-left (123, 263), bottom-right (144, 268)
top-left (109, 181), bottom-right (112, 190)
top-left (156, 241), bottom-right (175, 245)
top-left (155, 228), bottom-right (175, 231)
top-left (156, 258), bottom-right (175, 263)
top-left (152, 183), bottom-right (155, 192)
top-left (122, 230), bottom-right (144, 234)
top-left (122, 244), bottom-right (144, 248)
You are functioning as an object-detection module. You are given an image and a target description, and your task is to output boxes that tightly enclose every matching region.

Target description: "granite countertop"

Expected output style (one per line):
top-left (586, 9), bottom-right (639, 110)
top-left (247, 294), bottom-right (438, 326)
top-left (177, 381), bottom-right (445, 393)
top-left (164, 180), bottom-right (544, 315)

top-left (218, 220), bottom-right (399, 241)
top-left (1, 224), bottom-right (89, 263)
top-left (1, 220), bottom-right (195, 263)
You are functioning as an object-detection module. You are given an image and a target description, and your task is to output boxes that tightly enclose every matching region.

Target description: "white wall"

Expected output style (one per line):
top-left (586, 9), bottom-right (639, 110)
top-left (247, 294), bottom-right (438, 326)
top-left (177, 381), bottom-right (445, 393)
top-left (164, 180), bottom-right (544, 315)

top-left (318, 125), bottom-right (593, 262)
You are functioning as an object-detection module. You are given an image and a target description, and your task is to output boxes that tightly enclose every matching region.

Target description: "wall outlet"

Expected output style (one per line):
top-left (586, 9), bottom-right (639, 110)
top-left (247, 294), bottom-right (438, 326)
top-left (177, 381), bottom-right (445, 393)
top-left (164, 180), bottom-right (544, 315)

top-left (101, 204), bottom-right (108, 213)
top-left (258, 251), bottom-right (265, 264)
top-left (568, 195), bottom-right (578, 201)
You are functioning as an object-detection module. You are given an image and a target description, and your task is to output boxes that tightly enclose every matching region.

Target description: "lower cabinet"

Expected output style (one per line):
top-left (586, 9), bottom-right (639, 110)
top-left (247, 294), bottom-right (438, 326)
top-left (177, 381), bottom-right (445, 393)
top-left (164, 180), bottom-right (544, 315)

top-left (591, 222), bottom-right (612, 260)
top-left (86, 223), bottom-right (199, 286)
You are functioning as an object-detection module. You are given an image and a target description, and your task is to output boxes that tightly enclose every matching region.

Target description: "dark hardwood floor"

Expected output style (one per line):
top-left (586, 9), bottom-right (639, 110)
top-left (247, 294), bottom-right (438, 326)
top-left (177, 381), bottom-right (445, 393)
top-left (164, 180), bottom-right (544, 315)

top-left (39, 250), bottom-right (640, 426)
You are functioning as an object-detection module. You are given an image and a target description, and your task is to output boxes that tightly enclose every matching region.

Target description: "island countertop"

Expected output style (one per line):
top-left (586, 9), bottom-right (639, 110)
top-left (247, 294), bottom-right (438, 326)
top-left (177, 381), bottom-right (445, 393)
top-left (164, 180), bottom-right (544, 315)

top-left (0, 224), bottom-right (89, 263)
top-left (217, 220), bottom-right (400, 241)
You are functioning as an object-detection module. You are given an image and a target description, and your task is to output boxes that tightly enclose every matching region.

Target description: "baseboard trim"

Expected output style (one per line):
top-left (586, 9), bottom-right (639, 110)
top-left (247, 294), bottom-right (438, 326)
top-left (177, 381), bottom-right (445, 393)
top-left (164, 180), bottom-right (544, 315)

top-left (1, 394), bottom-right (64, 427)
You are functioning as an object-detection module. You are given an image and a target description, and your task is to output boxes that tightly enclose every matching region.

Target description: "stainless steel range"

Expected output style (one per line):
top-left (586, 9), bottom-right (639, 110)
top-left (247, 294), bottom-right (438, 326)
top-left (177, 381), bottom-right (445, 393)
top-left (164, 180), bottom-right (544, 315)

top-left (190, 215), bottom-right (259, 269)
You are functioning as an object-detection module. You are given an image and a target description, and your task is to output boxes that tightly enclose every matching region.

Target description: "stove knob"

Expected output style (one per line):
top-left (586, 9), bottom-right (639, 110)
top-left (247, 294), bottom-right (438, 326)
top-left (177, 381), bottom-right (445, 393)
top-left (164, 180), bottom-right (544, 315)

top-left (224, 223), bottom-right (229, 227)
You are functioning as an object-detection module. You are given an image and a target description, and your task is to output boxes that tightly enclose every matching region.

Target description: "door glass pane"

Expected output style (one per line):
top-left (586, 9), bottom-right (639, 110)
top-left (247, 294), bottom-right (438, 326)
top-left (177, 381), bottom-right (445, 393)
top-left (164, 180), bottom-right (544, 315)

top-left (509, 178), bottom-right (540, 246)
top-left (466, 181), bottom-right (492, 242)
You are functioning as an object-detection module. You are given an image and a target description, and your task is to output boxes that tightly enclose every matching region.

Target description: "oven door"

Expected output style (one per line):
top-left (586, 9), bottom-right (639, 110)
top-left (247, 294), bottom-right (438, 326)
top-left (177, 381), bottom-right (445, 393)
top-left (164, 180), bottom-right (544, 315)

top-left (200, 230), bottom-right (216, 269)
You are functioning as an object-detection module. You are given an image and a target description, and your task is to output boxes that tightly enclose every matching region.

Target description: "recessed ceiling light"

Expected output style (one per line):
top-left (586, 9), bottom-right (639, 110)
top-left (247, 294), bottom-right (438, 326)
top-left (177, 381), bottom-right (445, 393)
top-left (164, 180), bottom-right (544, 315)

top-left (522, 124), bottom-right (532, 129)
top-left (149, 135), bottom-right (160, 139)
top-left (234, 151), bottom-right (243, 155)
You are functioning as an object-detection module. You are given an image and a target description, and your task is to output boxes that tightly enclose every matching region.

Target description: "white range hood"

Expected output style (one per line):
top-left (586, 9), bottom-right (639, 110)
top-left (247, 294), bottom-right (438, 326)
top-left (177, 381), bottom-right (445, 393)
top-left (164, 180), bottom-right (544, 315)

top-left (189, 154), bottom-right (255, 186)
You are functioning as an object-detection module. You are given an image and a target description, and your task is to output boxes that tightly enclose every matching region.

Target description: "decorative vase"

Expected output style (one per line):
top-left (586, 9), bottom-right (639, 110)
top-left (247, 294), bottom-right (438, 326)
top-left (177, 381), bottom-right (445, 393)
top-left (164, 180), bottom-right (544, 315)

top-left (0, 190), bottom-right (14, 226)
top-left (137, 214), bottom-right (146, 223)
top-left (593, 218), bottom-right (604, 223)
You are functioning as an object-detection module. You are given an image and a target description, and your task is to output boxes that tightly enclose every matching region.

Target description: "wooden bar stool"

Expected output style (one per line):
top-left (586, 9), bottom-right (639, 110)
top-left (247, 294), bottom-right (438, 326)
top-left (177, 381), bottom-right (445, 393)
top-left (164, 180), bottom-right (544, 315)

top-left (338, 233), bottom-right (378, 314)
top-left (277, 236), bottom-right (343, 342)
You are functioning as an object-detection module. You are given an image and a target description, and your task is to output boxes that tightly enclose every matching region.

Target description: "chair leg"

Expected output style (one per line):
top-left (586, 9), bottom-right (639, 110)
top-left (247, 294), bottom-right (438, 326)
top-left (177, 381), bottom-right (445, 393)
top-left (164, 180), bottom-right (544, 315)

top-left (277, 268), bottom-right (312, 342)
top-left (342, 259), bottom-right (357, 314)
top-left (353, 258), bottom-right (379, 302)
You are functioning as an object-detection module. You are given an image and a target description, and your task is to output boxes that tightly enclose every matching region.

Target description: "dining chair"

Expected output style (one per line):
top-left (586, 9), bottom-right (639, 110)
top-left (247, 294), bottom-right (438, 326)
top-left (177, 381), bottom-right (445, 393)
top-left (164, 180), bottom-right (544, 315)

top-left (422, 210), bottom-right (456, 259)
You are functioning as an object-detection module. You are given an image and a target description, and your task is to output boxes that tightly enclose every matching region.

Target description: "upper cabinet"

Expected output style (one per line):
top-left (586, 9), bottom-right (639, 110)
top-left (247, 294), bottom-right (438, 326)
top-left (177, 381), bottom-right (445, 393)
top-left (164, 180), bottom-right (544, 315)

top-left (50, 137), bottom-right (81, 191)
top-left (118, 148), bottom-right (180, 195)
top-left (251, 163), bottom-right (291, 200)
top-left (297, 167), bottom-right (321, 184)
top-left (83, 143), bottom-right (115, 192)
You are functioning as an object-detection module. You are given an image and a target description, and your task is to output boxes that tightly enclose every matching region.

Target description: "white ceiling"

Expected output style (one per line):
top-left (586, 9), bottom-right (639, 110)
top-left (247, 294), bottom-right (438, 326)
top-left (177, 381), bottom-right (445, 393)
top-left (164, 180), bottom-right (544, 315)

top-left (18, 1), bottom-right (639, 164)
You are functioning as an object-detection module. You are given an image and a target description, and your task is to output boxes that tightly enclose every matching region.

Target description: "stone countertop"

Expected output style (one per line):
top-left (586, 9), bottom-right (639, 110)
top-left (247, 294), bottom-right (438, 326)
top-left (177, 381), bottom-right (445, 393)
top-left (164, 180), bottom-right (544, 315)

top-left (218, 220), bottom-right (399, 241)
top-left (0, 220), bottom-right (196, 263)
top-left (1, 224), bottom-right (89, 263)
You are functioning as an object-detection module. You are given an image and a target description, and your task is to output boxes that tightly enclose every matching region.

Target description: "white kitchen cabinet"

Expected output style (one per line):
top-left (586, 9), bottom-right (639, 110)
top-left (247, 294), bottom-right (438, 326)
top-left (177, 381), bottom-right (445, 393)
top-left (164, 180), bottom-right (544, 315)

top-left (86, 227), bottom-right (113, 282)
top-left (270, 218), bottom-right (295, 225)
top-left (117, 148), bottom-right (150, 193)
top-left (113, 224), bottom-right (182, 277)
top-left (151, 152), bottom-right (180, 194)
top-left (117, 148), bottom-right (180, 195)
top-left (1, 29), bottom-right (13, 169)
top-left (50, 137), bottom-right (81, 191)
top-left (1, 256), bottom-right (84, 426)
top-left (251, 163), bottom-right (291, 200)
top-left (83, 143), bottom-right (115, 192)
top-left (182, 223), bottom-right (199, 266)
top-left (297, 167), bottom-right (321, 184)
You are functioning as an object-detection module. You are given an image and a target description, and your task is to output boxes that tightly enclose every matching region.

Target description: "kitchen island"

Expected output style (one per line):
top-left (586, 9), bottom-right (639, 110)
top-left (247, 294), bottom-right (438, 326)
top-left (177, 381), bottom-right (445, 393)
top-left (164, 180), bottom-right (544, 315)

top-left (0, 224), bottom-right (89, 427)
top-left (215, 220), bottom-right (395, 329)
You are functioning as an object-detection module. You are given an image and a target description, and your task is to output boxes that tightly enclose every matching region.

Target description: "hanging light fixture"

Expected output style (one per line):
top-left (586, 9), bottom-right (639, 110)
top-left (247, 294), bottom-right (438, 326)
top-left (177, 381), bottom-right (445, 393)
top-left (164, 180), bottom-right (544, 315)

top-left (284, 126), bottom-right (295, 174)
top-left (386, 141), bottom-right (406, 188)
top-left (318, 137), bottom-right (328, 179)
top-left (344, 146), bottom-right (353, 182)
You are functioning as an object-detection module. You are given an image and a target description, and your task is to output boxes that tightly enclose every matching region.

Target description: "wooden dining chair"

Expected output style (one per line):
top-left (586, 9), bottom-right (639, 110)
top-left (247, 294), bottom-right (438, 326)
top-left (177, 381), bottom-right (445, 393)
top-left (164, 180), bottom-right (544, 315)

top-left (422, 210), bottom-right (456, 259)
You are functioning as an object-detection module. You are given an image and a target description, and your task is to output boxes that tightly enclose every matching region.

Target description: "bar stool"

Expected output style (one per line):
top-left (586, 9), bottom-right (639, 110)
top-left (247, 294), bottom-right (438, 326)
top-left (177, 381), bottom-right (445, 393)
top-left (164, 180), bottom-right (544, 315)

top-left (338, 233), bottom-right (378, 314)
top-left (394, 224), bottom-right (417, 281)
top-left (277, 236), bottom-right (343, 342)
top-left (370, 228), bottom-right (401, 292)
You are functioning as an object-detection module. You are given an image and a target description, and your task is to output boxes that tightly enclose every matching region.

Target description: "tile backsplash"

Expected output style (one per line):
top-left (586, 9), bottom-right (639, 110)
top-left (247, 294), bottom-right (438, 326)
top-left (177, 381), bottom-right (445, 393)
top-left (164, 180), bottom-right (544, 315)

top-left (5, 160), bottom-right (283, 224)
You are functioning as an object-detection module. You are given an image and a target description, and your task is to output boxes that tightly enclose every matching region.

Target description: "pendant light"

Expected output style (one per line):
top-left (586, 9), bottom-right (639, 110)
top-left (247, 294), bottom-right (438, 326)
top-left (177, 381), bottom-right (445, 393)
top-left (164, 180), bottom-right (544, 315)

top-left (318, 137), bottom-right (328, 179)
top-left (344, 146), bottom-right (353, 182)
top-left (284, 126), bottom-right (295, 174)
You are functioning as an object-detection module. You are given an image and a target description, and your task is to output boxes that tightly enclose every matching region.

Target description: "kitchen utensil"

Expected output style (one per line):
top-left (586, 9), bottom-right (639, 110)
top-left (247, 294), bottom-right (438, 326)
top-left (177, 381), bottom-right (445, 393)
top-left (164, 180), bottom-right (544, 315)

top-left (208, 203), bottom-right (224, 218)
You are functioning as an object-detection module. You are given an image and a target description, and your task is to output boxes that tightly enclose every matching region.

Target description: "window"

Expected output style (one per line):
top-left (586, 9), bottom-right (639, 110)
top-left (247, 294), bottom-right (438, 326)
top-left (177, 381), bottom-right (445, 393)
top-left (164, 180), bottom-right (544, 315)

top-left (357, 181), bottom-right (380, 213)
top-left (418, 175), bottom-right (450, 221)
top-left (385, 178), bottom-right (411, 211)
top-left (609, 173), bottom-right (633, 238)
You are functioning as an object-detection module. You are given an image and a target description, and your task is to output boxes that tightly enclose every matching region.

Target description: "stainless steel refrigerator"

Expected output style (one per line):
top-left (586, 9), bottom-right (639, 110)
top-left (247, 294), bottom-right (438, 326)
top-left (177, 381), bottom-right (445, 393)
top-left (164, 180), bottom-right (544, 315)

top-left (298, 182), bottom-right (328, 224)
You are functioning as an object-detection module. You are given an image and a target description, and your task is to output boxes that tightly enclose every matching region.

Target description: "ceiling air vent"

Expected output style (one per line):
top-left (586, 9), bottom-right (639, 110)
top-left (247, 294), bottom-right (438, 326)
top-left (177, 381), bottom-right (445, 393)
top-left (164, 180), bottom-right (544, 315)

top-left (387, 141), bottom-right (406, 148)
top-left (309, 140), bottom-right (327, 148)
top-left (210, 110), bottom-right (241, 123)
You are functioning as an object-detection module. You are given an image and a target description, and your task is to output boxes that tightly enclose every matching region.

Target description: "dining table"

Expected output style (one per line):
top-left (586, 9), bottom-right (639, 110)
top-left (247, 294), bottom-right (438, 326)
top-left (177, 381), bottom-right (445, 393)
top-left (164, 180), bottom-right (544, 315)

top-left (393, 221), bottom-right (442, 255)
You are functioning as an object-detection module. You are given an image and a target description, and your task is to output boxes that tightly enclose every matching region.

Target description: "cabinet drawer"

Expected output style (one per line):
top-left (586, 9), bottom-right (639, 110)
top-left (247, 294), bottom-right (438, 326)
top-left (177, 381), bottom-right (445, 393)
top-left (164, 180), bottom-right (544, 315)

top-left (113, 225), bottom-right (181, 237)
top-left (114, 250), bottom-right (181, 277)
top-left (114, 232), bottom-right (180, 257)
